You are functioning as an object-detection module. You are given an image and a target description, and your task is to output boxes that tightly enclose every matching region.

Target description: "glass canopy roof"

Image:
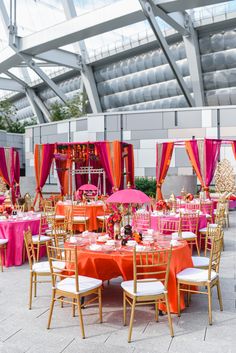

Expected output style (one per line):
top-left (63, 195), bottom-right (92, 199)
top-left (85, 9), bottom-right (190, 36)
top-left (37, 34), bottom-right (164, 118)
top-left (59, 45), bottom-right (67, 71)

top-left (0, 0), bottom-right (235, 99)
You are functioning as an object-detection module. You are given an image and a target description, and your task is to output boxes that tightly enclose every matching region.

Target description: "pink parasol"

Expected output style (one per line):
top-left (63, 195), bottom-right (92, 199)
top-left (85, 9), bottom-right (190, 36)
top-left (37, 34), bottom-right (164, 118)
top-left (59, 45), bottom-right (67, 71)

top-left (106, 189), bottom-right (150, 204)
top-left (78, 184), bottom-right (98, 191)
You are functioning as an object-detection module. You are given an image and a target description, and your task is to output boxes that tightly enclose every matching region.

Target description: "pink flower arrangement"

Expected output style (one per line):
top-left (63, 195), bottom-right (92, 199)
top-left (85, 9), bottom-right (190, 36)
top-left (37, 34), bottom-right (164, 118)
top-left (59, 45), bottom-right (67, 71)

top-left (156, 200), bottom-right (169, 211)
top-left (106, 211), bottom-right (122, 237)
top-left (186, 193), bottom-right (194, 201)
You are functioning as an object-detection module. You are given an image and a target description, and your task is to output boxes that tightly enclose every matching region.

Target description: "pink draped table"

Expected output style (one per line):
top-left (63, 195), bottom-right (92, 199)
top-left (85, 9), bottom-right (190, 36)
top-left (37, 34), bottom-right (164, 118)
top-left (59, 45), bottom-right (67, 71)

top-left (0, 214), bottom-right (41, 267)
top-left (0, 196), bottom-right (5, 205)
top-left (150, 213), bottom-right (207, 249)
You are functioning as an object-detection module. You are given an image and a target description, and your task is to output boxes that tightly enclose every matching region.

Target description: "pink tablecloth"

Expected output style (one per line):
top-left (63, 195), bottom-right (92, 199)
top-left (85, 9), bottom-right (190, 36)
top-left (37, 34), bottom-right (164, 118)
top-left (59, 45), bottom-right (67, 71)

top-left (0, 196), bottom-right (5, 205)
top-left (0, 217), bottom-right (40, 267)
top-left (150, 214), bottom-right (207, 233)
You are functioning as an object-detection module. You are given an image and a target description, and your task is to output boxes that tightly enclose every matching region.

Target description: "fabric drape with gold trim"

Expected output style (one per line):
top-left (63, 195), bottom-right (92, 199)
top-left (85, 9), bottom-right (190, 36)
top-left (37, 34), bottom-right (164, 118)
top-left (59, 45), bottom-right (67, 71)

top-left (185, 139), bottom-right (221, 198)
top-left (34, 144), bottom-right (55, 204)
top-left (156, 142), bottom-right (174, 200)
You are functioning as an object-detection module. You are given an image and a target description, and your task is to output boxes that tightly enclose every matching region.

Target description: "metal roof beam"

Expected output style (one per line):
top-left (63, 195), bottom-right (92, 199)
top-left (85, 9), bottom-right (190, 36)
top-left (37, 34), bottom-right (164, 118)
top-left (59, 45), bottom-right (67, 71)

top-left (18, 54), bottom-right (68, 104)
top-left (183, 26), bottom-right (205, 106)
top-left (62, 0), bottom-right (102, 113)
top-left (17, 1), bottom-right (145, 55)
top-left (0, 77), bottom-right (24, 92)
top-left (153, 0), bottom-right (232, 13)
top-left (139, 0), bottom-right (195, 107)
top-left (36, 49), bottom-right (81, 69)
top-left (152, 5), bottom-right (190, 36)
top-left (25, 88), bottom-right (47, 124)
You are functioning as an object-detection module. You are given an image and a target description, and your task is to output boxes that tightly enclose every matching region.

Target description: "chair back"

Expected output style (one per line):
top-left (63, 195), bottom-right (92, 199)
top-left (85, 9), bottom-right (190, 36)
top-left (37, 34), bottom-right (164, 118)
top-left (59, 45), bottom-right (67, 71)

top-left (133, 246), bottom-right (172, 294)
top-left (24, 228), bottom-right (36, 269)
top-left (72, 205), bottom-right (87, 218)
top-left (181, 213), bottom-right (199, 234)
top-left (47, 245), bottom-right (79, 292)
top-left (200, 201), bottom-right (213, 218)
top-left (133, 211), bottom-right (150, 233)
top-left (185, 202), bottom-right (200, 212)
top-left (204, 224), bottom-right (223, 257)
top-left (39, 214), bottom-right (49, 238)
top-left (208, 230), bottom-right (224, 279)
top-left (158, 216), bottom-right (181, 235)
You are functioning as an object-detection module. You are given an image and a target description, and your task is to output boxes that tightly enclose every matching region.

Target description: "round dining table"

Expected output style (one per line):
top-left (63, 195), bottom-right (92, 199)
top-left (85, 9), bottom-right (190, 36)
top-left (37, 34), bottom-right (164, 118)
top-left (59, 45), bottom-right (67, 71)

top-left (56, 201), bottom-right (105, 231)
top-left (66, 239), bottom-right (193, 314)
top-left (0, 213), bottom-right (41, 267)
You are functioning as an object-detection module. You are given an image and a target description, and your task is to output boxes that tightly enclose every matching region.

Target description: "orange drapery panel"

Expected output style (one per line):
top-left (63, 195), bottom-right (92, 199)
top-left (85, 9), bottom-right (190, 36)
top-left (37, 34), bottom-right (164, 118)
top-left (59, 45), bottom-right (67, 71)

top-left (106, 141), bottom-right (122, 190)
top-left (156, 142), bottom-right (174, 200)
top-left (185, 141), bottom-right (204, 187)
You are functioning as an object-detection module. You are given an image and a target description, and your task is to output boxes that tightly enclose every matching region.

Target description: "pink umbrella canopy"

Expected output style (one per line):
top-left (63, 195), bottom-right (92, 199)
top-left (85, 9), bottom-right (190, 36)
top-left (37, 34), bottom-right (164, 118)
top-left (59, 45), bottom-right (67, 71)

top-left (106, 189), bottom-right (150, 204)
top-left (78, 184), bottom-right (98, 191)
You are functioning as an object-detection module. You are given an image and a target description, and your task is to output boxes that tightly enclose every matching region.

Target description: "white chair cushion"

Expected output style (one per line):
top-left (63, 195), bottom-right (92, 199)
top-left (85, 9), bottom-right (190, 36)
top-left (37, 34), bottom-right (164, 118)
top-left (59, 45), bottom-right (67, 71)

top-left (56, 276), bottom-right (102, 294)
top-left (45, 229), bottom-right (66, 235)
top-left (32, 235), bottom-right (52, 243)
top-left (32, 261), bottom-right (65, 274)
top-left (0, 238), bottom-right (8, 245)
top-left (121, 279), bottom-right (165, 296)
top-left (192, 256), bottom-right (210, 268)
top-left (55, 215), bottom-right (65, 220)
top-left (73, 216), bottom-right (89, 222)
top-left (177, 267), bottom-right (218, 283)
top-left (172, 231), bottom-right (197, 239)
top-left (96, 215), bottom-right (110, 221)
top-left (199, 224), bottom-right (217, 233)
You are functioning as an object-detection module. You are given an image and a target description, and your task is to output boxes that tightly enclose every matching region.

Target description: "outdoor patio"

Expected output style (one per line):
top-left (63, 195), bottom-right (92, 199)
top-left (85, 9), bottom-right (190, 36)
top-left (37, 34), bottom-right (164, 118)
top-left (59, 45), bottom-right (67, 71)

top-left (1, 213), bottom-right (235, 353)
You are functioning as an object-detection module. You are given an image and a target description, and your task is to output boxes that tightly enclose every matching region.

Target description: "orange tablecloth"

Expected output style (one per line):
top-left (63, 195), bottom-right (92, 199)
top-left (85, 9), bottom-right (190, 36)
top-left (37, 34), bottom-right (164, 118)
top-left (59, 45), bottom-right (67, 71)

top-left (67, 241), bottom-right (193, 313)
top-left (56, 203), bottom-right (104, 231)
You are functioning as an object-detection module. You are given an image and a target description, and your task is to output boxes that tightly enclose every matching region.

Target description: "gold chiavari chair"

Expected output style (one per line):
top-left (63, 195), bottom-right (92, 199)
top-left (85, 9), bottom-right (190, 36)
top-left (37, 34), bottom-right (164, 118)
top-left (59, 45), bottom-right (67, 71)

top-left (158, 217), bottom-right (181, 235)
top-left (121, 247), bottom-right (174, 342)
top-left (200, 201), bottom-right (214, 222)
top-left (133, 211), bottom-right (151, 233)
top-left (199, 207), bottom-right (225, 250)
top-left (192, 225), bottom-right (223, 269)
top-left (69, 205), bottom-right (89, 233)
top-left (96, 204), bottom-right (112, 232)
top-left (47, 244), bottom-right (103, 338)
top-left (24, 229), bottom-right (65, 309)
top-left (177, 230), bottom-right (223, 325)
top-left (174, 213), bottom-right (200, 256)
top-left (32, 214), bottom-right (53, 262)
top-left (0, 239), bottom-right (8, 272)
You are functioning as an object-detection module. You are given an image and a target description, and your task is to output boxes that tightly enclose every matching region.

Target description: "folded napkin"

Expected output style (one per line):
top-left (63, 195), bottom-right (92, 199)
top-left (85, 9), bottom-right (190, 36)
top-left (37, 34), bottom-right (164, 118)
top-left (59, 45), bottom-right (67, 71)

top-left (89, 244), bottom-right (102, 251)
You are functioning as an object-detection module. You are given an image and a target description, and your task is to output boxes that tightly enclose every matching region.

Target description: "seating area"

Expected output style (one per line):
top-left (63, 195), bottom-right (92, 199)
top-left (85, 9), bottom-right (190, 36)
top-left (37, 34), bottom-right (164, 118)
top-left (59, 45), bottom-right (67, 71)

top-left (0, 211), bottom-right (235, 352)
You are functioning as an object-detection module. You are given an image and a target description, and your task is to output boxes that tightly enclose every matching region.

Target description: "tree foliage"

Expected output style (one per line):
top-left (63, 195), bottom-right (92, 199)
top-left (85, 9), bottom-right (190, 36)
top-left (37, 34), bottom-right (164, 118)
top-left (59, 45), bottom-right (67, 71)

top-left (50, 92), bottom-right (88, 121)
top-left (135, 177), bottom-right (156, 197)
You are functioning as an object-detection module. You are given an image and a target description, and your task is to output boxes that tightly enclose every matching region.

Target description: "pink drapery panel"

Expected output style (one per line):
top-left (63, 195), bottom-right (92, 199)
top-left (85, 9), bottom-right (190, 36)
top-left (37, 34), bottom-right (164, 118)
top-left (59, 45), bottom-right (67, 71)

top-left (185, 139), bottom-right (221, 198)
top-left (14, 150), bottom-right (20, 198)
top-left (232, 141), bottom-right (236, 159)
top-left (156, 142), bottom-right (174, 200)
top-left (96, 142), bottom-right (115, 194)
top-left (0, 147), bottom-right (16, 203)
top-left (34, 144), bottom-right (55, 204)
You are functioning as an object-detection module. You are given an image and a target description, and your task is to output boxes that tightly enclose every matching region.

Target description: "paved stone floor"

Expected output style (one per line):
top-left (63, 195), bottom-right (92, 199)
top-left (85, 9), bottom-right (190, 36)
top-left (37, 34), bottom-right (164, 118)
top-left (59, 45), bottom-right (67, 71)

top-left (1, 212), bottom-right (236, 353)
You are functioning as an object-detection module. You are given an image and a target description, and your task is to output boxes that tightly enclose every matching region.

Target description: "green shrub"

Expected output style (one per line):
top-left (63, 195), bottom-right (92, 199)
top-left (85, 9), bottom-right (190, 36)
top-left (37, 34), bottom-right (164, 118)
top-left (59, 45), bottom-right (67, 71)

top-left (135, 177), bottom-right (156, 197)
